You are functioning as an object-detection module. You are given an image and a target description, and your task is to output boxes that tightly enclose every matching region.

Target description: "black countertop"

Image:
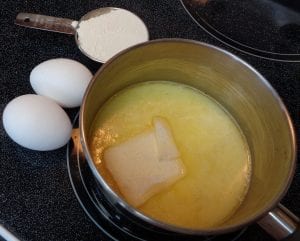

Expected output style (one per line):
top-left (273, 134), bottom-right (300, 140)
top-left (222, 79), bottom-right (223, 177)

top-left (0, 1), bottom-right (299, 241)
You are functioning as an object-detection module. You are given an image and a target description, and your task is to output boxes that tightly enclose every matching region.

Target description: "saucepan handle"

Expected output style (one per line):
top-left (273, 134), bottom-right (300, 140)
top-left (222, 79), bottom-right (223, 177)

top-left (15, 13), bottom-right (77, 35)
top-left (258, 203), bottom-right (299, 240)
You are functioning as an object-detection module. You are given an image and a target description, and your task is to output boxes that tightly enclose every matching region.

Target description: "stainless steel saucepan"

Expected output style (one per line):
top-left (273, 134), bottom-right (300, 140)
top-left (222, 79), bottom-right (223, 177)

top-left (79, 39), bottom-right (299, 240)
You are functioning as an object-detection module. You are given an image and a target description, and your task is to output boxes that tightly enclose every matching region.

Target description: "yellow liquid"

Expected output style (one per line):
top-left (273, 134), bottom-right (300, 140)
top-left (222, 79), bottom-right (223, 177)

top-left (90, 81), bottom-right (251, 229)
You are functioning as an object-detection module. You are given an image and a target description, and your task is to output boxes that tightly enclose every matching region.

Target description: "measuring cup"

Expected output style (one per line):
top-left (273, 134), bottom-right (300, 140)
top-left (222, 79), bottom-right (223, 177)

top-left (15, 8), bottom-right (149, 63)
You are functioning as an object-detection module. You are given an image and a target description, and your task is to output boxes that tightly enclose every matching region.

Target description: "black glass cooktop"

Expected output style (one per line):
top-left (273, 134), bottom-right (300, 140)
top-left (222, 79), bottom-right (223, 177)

top-left (181, 0), bottom-right (300, 61)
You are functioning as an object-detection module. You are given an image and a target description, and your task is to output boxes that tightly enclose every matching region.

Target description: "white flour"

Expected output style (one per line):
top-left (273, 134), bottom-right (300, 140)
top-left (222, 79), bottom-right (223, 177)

top-left (77, 8), bottom-right (149, 62)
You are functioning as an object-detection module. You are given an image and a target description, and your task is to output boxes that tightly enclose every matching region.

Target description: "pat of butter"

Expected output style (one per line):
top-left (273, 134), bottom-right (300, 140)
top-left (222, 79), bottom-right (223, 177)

top-left (104, 117), bottom-right (186, 207)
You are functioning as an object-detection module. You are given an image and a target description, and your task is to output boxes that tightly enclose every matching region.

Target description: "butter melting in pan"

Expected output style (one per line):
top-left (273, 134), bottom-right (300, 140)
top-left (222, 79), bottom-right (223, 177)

top-left (89, 81), bottom-right (251, 229)
top-left (104, 117), bottom-right (186, 207)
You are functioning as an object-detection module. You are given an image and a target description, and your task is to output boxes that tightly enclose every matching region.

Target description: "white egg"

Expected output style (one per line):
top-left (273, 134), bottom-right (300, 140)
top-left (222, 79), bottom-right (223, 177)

top-left (3, 94), bottom-right (72, 151)
top-left (30, 58), bottom-right (92, 108)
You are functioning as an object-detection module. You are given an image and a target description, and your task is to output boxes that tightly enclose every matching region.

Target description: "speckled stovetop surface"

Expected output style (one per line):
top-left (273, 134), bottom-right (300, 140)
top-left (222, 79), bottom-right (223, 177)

top-left (0, 1), bottom-right (299, 241)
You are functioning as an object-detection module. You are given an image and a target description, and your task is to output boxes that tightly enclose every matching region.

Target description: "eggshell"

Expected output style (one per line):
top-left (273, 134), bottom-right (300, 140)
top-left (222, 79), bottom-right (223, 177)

top-left (30, 58), bottom-right (92, 108)
top-left (2, 94), bottom-right (72, 151)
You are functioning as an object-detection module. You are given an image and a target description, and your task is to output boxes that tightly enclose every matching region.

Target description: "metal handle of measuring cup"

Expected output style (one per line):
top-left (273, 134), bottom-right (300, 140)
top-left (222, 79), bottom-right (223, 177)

top-left (15, 13), bottom-right (77, 35)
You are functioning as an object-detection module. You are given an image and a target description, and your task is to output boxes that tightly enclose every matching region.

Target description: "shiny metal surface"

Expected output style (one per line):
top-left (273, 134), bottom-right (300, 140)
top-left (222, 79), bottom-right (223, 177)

top-left (258, 204), bottom-right (300, 240)
top-left (0, 225), bottom-right (20, 241)
top-left (80, 39), bottom-right (297, 236)
top-left (15, 12), bottom-right (76, 35)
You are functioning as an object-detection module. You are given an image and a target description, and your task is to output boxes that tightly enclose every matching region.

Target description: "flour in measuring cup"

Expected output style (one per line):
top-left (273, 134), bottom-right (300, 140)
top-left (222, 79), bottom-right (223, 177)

top-left (77, 8), bottom-right (149, 62)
